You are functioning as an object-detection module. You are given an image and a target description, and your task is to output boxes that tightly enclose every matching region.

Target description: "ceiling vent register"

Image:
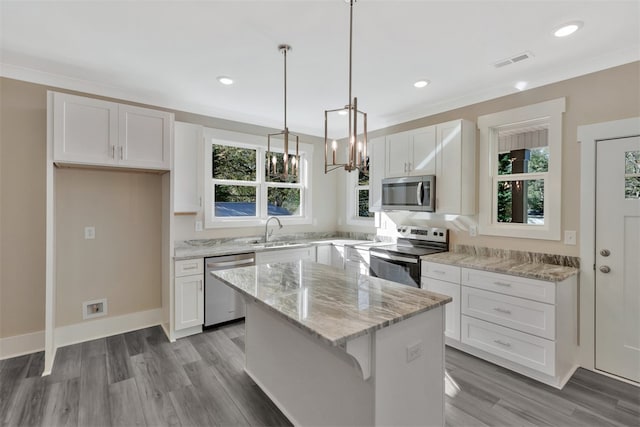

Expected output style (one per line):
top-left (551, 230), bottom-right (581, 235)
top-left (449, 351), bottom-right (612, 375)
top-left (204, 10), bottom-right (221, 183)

top-left (493, 51), bottom-right (534, 68)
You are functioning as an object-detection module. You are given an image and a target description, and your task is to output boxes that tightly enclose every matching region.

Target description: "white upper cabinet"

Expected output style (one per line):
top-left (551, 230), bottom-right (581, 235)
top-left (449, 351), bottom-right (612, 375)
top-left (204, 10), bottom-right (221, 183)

top-left (119, 104), bottom-right (171, 170)
top-left (174, 122), bottom-right (203, 213)
top-left (385, 126), bottom-right (436, 177)
top-left (436, 119), bottom-right (476, 215)
top-left (368, 136), bottom-right (386, 212)
top-left (52, 92), bottom-right (172, 171)
top-left (53, 93), bottom-right (119, 165)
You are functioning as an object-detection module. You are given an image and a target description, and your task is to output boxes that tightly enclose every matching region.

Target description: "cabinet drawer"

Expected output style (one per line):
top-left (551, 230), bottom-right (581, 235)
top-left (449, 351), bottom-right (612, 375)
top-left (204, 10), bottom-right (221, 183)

top-left (175, 258), bottom-right (204, 277)
top-left (461, 316), bottom-right (555, 376)
top-left (462, 287), bottom-right (555, 340)
top-left (421, 261), bottom-right (460, 283)
top-left (462, 268), bottom-right (555, 304)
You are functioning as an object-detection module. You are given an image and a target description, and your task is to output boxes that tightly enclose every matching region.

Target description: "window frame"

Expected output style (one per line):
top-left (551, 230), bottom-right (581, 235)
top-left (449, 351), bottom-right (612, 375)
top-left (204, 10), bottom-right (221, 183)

top-left (477, 98), bottom-right (565, 240)
top-left (346, 168), bottom-right (375, 226)
top-left (203, 128), bottom-right (312, 228)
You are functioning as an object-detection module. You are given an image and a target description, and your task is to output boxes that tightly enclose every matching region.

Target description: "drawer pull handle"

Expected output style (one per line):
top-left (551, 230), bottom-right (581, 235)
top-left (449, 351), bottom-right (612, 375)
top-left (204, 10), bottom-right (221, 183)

top-left (434, 270), bottom-right (446, 275)
top-left (493, 307), bottom-right (512, 315)
top-left (494, 281), bottom-right (512, 287)
top-left (494, 339), bottom-right (512, 348)
top-left (183, 265), bottom-right (199, 270)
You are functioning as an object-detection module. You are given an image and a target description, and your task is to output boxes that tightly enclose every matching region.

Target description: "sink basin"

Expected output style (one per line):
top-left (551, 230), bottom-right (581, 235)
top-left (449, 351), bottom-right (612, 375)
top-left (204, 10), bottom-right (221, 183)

top-left (251, 241), bottom-right (308, 250)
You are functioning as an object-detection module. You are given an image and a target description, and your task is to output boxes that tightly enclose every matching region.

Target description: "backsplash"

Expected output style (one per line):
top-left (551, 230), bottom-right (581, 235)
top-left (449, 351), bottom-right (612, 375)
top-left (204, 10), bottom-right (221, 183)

top-left (454, 244), bottom-right (580, 268)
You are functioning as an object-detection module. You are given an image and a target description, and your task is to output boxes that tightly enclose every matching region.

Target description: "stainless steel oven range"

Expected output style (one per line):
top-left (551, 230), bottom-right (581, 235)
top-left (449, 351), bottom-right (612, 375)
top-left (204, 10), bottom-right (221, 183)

top-left (369, 226), bottom-right (449, 287)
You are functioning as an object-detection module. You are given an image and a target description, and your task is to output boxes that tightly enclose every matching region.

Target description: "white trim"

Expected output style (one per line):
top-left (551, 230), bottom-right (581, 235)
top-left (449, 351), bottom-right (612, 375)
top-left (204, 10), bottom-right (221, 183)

top-left (44, 91), bottom-right (56, 375)
top-left (0, 330), bottom-right (45, 360)
top-left (478, 98), bottom-right (565, 240)
top-left (577, 117), bottom-right (640, 372)
top-left (54, 308), bottom-right (162, 348)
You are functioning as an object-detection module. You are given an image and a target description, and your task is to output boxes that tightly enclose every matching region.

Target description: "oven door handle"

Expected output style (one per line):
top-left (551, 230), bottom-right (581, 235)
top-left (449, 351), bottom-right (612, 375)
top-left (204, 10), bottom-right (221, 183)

top-left (370, 252), bottom-right (419, 264)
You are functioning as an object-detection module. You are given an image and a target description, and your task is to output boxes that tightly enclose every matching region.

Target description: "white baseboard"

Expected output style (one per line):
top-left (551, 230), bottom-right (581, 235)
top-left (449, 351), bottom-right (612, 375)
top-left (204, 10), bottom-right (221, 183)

top-left (0, 330), bottom-right (45, 360)
top-left (54, 308), bottom-right (162, 348)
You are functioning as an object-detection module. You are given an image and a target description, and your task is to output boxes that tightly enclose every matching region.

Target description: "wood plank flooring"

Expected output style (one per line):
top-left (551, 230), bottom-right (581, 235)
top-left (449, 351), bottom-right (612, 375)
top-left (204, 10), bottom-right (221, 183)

top-left (1, 321), bottom-right (638, 426)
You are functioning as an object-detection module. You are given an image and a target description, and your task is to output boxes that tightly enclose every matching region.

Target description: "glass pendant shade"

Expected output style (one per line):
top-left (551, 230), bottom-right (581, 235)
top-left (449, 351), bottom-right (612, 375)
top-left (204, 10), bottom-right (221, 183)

top-left (324, 0), bottom-right (368, 174)
top-left (268, 44), bottom-right (300, 181)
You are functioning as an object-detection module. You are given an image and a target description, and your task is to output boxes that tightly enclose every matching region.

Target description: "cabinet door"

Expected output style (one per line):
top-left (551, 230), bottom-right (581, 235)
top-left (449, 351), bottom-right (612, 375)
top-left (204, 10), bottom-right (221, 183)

top-left (316, 245), bottom-right (332, 266)
top-left (385, 131), bottom-right (410, 177)
top-left (409, 126), bottom-right (436, 176)
top-left (422, 277), bottom-right (461, 341)
top-left (331, 245), bottom-right (345, 269)
top-left (368, 136), bottom-right (386, 211)
top-left (53, 92), bottom-right (119, 166)
top-left (256, 246), bottom-right (316, 264)
top-left (119, 104), bottom-right (171, 170)
top-left (436, 120), bottom-right (462, 213)
top-left (174, 122), bottom-right (203, 213)
top-left (175, 275), bottom-right (204, 330)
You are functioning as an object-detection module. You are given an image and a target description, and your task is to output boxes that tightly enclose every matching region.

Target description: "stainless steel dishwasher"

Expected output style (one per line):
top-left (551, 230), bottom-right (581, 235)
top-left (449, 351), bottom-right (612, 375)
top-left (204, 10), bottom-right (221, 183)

top-left (205, 252), bottom-right (255, 327)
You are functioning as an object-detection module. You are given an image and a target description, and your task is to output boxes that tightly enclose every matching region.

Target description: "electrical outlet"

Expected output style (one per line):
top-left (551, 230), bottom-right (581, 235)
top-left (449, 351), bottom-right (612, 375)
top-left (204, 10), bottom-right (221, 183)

top-left (84, 226), bottom-right (95, 240)
top-left (406, 341), bottom-right (422, 363)
top-left (82, 298), bottom-right (107, 320)
top-left (564, 230), bottom-right (577, 245)
top-left (469, 225), bottom-right (477, 237)
top-left (195, 220), bottom-right (203, 232)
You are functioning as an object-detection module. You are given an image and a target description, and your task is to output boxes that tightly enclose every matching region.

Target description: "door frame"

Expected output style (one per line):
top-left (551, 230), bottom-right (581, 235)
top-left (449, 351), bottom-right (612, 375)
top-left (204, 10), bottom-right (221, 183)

top-left (578, 117), bottom-right (640, 378)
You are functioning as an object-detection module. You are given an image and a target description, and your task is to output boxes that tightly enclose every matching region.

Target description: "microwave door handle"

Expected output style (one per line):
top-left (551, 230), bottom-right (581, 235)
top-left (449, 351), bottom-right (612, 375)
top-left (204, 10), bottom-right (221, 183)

top-left (416, 182), bottom-right (423, 206)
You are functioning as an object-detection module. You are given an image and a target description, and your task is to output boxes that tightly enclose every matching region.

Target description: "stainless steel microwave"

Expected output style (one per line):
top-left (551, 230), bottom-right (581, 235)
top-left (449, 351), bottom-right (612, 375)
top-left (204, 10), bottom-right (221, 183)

top-left (381, 175), bottom-right (436, 212)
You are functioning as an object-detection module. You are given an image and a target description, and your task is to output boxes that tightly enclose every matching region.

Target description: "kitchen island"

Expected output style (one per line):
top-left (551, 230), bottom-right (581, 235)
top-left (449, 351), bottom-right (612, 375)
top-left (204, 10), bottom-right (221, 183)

top-left (212, 260), bottom-right (451, 427)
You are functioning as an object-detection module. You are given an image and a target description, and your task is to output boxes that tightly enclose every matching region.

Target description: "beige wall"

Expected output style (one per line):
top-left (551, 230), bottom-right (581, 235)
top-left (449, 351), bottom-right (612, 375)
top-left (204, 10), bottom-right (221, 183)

top-left (0, 78), bottom-right (47, 338)
top-left (54, 168), bottom-right (162, 326)
top-left (339, 62), bottom-right (640, 257)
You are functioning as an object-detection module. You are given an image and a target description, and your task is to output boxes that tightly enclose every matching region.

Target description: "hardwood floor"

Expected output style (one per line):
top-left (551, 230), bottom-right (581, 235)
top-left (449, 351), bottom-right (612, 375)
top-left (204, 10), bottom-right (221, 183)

top-left (1, 321), bottom-right (638, 426)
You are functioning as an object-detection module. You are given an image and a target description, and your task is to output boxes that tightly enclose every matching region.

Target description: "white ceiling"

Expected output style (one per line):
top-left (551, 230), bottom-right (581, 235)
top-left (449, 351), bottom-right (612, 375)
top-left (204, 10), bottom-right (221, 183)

top-left (1, 1), bottom-right (638, 137)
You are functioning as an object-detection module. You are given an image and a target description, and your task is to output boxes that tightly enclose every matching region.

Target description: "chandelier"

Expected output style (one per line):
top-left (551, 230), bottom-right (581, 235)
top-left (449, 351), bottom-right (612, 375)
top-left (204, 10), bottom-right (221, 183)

top-left (324, 0), bottom-right (368, 174)
top-left (268, 44), bottom-right (300, 181)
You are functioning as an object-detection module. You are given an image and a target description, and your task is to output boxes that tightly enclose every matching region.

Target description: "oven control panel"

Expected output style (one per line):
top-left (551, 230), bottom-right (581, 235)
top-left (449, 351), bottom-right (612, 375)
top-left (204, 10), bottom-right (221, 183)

top-left (396, 226), bottom-right (448, 243)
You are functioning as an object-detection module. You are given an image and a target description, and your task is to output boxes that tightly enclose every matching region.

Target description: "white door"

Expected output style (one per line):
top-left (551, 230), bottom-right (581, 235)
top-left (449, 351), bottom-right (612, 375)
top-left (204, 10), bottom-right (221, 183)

top-left (595, 136), bottom-right (640, 382)
top-left (385, 131), bottom-right (410, 177)
top-left (175, 275), bottom-right (204, 330)
top-left (409, 126), bottom-right (437, 176)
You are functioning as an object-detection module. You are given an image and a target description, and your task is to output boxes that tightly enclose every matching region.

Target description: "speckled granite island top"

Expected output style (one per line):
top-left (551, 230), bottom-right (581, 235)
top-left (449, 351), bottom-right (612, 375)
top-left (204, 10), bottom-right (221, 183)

top-left (211, 261), bottom-right (451, 346)
top-left (422, 251), bottom-right (579, 282)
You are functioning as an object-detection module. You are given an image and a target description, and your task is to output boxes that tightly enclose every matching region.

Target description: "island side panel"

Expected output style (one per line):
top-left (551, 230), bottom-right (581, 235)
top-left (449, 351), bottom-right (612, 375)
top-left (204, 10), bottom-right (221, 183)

top-left (374, 306), bottom-right (445, 427)
top-left (244, 301), bottom-right (375, 426)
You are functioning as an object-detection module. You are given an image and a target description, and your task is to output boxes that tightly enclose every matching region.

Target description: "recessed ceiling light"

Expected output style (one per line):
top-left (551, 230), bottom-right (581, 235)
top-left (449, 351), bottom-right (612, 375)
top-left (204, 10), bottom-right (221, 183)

top-left (553, 21), bottom-right (583, 37)
top-left (414, 80), bottom-right (430, 88)
top-left (515, 81), bottom-right (528, 91)
top-left (217, 76), bottom-right (234, 85)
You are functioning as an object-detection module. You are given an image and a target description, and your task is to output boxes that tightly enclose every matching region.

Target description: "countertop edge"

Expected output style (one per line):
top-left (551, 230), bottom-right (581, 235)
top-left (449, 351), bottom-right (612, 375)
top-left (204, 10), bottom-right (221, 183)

top-left (212, 270), bottom-right (451, 347)
top-left (421, 254), bottom-right (579, 282)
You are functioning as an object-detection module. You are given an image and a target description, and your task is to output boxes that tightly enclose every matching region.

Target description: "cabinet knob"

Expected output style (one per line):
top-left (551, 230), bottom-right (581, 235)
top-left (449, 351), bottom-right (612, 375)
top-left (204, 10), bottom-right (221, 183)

top-left (599, 265), bottom-right (611, 274)
top-left (600, 249), bottom-right (610, 257)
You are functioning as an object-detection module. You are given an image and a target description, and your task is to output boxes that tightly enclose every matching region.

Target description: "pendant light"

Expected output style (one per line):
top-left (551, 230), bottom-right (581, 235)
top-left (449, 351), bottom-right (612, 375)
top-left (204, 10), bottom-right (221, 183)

top-left (267, 44), bottom-right (300, 181)
top-left (324, 0), bottom-right (368, 174)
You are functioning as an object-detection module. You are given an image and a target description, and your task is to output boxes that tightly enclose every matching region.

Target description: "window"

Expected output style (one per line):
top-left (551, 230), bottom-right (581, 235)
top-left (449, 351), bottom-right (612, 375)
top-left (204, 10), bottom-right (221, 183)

top-left (478, 98), bottom-right (565, 240)
top-left (347, 164), bottom-right (374, 225)
top-left (203, 128), bottom-right (312, 228)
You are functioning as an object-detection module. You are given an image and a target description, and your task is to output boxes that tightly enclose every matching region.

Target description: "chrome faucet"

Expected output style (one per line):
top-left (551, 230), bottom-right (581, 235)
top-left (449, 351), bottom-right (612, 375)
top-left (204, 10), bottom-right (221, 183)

top-left (264, 216), bottom-right (283, 243)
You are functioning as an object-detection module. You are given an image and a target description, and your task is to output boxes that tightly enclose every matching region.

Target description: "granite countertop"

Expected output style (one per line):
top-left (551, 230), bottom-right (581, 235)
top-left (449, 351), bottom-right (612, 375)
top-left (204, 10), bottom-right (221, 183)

top-left (211, 261), bottom-right (451, 346)
top-left (174, 237), bottom-right (374, 260)
top-left (421, 251), bottom-right (579, 282)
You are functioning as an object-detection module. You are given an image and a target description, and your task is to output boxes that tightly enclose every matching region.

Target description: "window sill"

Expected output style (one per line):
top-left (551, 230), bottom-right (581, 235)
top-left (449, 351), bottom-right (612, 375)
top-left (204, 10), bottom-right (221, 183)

top-left (205, 216), bottom-right (312, 229)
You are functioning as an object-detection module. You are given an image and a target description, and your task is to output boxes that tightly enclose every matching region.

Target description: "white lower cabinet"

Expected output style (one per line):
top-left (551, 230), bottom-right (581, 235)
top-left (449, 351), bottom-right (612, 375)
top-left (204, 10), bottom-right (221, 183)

top-left (175, 259), bottom-right (204, 331)
top-left (423, 261), bottom-right (578, 388)
top-left (421, 262), bottom-right (461, 342)
top-left (256, 246), bottom-right (316, 264)
top-left (345, 246), bottom-right (370, 276)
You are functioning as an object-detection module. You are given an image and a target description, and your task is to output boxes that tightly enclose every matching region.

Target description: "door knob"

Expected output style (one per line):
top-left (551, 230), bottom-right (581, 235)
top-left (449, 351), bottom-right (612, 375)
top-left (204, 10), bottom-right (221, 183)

top-left (599, 265), bottom-right (611, 273)
top-left (600, 249), bottom-right (611, 257)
